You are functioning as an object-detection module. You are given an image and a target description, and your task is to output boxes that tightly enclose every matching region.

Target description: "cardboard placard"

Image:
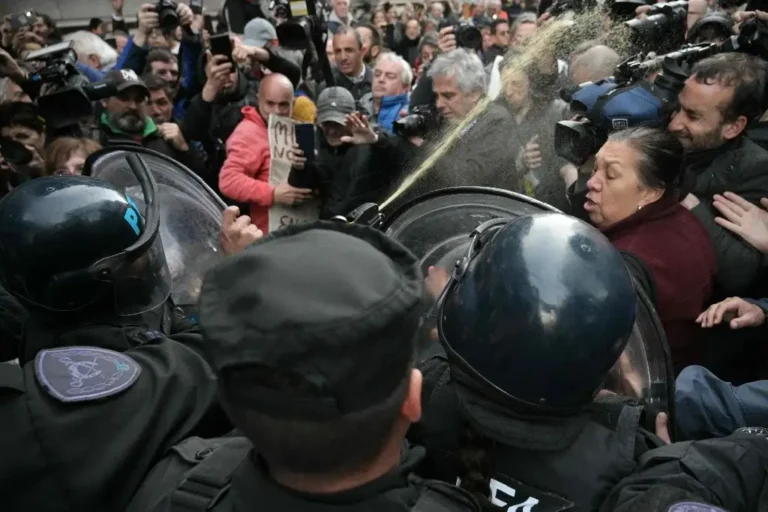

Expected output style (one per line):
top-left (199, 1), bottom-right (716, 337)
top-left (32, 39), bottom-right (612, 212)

top-left (267, 115), bottom-right (319, 232)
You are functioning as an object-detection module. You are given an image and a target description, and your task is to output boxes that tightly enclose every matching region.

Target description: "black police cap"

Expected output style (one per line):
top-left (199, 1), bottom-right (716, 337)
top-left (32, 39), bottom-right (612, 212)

top-left (199, 221), bottom-right (426, 420)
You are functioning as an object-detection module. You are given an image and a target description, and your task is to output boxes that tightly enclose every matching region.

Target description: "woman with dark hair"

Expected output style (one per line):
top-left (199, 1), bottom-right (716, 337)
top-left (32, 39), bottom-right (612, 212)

top-left (585, 127), bottom-right (717, 372)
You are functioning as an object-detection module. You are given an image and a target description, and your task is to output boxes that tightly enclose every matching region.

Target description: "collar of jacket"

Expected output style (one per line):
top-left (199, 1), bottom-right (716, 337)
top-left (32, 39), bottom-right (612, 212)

top-left (598, 196), bottom-right (679, 239)
top-left (99, 112), bottom-right (158, 139)
top-left (336, 65), bottom-right (373, 85)
top-left (231, 443), bottom-right (425, 508)
top-left (684, 137), bottom-right (740, 174)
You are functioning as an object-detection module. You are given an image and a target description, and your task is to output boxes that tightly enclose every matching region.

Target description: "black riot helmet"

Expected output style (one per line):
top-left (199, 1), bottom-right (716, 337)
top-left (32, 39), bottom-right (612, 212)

top-left (438, 213), bottom-right (637, 414)
top-left (0, 154), bottom-right (172, 316)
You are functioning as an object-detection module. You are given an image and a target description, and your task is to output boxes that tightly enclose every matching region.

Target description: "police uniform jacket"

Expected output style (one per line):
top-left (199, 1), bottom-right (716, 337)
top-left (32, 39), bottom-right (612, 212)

top-left (0, 321), bottom-right (228, 512)
top-left (412, 354), bottom-right (665, 511)
top-left (130, 438), bottom-right (481, 512)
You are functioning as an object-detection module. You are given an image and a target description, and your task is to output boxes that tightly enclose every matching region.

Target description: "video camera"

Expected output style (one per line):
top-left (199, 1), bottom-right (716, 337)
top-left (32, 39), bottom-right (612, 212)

top-left (270, 0), bottom-right (334, 85)
top-left (24, 41), bottom-right (119, 129)
top-left (555, 16), bottom-right (768, 166)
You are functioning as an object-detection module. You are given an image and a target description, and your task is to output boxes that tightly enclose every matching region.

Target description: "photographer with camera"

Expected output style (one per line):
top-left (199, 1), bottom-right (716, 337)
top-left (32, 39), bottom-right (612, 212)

top-left (667, 53), bottom-right (768, 297)
top-left (400, 49), bottom-right (521, 198)
top-left (114, 2), bottom-right (203, 121)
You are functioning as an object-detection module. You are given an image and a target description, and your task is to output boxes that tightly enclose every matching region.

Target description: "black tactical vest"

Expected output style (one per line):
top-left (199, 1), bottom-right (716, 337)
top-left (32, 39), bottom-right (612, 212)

top-left (413, 356), bottom-right (660, 512)
top-left (129, 436), bottom-right (482, 512)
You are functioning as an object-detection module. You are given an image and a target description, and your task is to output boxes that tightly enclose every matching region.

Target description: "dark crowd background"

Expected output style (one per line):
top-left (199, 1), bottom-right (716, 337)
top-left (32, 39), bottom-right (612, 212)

top-left (6, 0), bottom-right (768, 510)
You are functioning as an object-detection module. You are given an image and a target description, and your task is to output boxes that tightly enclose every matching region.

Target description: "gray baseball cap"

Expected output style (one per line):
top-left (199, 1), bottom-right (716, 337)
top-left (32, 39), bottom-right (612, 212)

top-left (243, 18), bottom-right (277, 47)
top-left (316, 87), bottom-right (356, 126)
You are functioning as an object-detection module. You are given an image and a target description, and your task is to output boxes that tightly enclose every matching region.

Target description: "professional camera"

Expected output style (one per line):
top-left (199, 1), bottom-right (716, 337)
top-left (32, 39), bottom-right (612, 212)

top-left (393, 105), bottom-right (442, 139)
top-left (270, 0), bottom-right (335, 85)
top-left (156, 0), bottom-right (179, 30)
top-left (624, 1), bottom-right (688, 53)
top-left (555, 16), bottom-right (768, 165)
top-left (270, 0), bottom-right (328, 50)
top-left (438, 20), bottom-right (482, 51)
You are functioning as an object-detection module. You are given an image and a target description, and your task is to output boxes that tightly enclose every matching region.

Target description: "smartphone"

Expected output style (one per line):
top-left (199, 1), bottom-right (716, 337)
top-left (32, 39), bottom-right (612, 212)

top-left (209, 33), bottom-right (234, 65)
top-left (288, 124), bottom-right (316, 188)
top-left (10, 11), bottom-right (35, 32)
top-left (295, 124), bottom-right (315, 166)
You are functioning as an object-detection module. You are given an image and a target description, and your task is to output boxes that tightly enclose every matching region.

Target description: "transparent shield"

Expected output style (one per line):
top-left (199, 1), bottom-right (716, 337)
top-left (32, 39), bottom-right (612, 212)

top-left (97, 234), bottom-right (173, 316)
top-left (87, 148), bottom-right (226, 308)
top-left (382, 187), bottom-right (560, 272)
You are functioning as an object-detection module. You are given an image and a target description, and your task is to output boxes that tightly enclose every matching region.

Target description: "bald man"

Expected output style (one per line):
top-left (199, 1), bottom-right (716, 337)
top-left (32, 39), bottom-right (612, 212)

top-left (219, 73), bottom-right (312, 233)
top-left (569, 45), bottom-right (621, 86)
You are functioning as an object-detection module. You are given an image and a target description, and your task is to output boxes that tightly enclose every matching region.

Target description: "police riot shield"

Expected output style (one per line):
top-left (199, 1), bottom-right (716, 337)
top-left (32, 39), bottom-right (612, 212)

top-left (380, 186), bottom-right (675, 433)
top-left (85, 146), bottom-right (226, 311)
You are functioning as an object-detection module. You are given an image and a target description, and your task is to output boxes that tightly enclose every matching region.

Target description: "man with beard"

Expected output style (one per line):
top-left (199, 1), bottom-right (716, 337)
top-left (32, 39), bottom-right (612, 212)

top-left (97, 70), bottom-right (205, 169)
top-left (668, 53), bottom-right (768, 296)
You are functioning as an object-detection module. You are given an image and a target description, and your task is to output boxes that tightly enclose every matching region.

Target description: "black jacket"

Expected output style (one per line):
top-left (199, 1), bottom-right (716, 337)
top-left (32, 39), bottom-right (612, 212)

top-left (686, 136), bottom-right (768, 296)
top-left (600, 430), bottom-right (768, 512)
top-left (410, 353), bottom-right (663, 512)
top-left (132, 439), bottom-right (481, 511)
top-left (319, 66), bottom-right (374, 102)
top-left (0, 320), bottom-right (229, 512)
top-left (297, 130), bottom-right (415, 219)
top-left (394, 101), bottom-right (524, 207)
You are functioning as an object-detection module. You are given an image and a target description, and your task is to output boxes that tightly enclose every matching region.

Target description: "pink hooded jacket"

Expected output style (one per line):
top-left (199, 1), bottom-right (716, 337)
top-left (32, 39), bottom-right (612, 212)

top-left (219, 106), bottom-right (273, 232)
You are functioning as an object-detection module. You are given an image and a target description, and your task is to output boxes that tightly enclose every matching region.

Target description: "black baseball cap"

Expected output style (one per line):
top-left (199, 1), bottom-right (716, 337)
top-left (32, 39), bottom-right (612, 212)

top-left (199, 221), bottom-right (426, 420)
top-left (105, 69), bottom-right (149, 98)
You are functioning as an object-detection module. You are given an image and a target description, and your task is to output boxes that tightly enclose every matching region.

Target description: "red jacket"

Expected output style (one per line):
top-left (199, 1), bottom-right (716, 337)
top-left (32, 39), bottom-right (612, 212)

top-left (219, 107), bottom-right (273, 232)
top-left (602, 197), bottom-right (717, 372)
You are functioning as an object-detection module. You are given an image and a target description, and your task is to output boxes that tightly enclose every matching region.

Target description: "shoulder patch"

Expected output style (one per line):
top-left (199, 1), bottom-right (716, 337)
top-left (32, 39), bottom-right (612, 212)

top-left (34, 347), bottom-right (141, 403)
top-left (668, 503), bottom-right (727, 512)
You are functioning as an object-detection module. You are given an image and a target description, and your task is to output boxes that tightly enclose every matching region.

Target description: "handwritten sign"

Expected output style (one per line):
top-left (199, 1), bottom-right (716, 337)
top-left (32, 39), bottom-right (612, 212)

top-left (267, 115), bottom-right (319, 233)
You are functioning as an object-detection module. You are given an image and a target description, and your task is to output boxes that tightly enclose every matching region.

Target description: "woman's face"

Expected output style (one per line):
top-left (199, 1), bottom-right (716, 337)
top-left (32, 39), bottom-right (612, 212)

top-left (585, 140), bottom-right (662, 229)
top-left (54, 150), bottom-right (86, 176)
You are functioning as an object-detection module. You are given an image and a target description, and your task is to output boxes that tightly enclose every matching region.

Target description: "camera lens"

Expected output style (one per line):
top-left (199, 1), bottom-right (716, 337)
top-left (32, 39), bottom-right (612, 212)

top-left (456, 25), bottom-right (483, 50)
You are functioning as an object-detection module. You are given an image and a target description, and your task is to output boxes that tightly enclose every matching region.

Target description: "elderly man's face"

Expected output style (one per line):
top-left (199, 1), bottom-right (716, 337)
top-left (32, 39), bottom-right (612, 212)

top-left (334, 0), bottom-right (350, 18)
top-left (433, 75), bottom-right (480, 122)
top-left (373, 58), bottom-right (409, 98)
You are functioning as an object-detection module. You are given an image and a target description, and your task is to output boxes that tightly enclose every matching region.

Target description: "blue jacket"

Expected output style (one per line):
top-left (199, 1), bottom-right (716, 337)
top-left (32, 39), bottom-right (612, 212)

top-left (114, 35), bottom-right (203, 120)
top-left (359, 93), bottom-right (409, 133)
